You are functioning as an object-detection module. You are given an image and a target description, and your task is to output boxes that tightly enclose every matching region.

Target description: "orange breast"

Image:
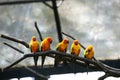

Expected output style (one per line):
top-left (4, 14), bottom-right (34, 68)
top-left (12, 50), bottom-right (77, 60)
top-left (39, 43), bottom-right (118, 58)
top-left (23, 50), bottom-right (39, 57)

top-left (42, 41), bottom-right (50, 51)
top-left (31, 43), bottom-right (39, 52)
top-left (58, 44), bottom-right (67, 52)
top-left (73, 50), bottom-right (79, 56)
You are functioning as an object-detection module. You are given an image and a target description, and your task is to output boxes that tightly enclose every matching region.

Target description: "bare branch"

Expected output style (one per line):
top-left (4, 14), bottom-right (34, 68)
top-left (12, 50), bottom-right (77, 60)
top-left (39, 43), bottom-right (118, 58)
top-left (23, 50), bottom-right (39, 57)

top-left (34, 22), bottom-right (43, 41)
top-left (42, 1), bottom-right (53, 9)
top-left (1, 34), bottom-right (29, 48)
top-left (3, 42), bottom-right (24, 54)
top-left (0, 0), bottom-right (51, 6)
top-left (3, 50), bottom-right (120, 80)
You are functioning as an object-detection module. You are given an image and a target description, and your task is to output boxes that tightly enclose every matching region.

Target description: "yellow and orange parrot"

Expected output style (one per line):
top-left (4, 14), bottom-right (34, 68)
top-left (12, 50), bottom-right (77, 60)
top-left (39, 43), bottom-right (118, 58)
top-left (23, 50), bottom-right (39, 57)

top-left (54, 38), bottom-right (69, 67)
top-left (84, 45), bottom-right (94, 60)
top-left (84, 45), bottom-right (94, 74)
top-left (40, 37), bottom-right (52, 67)
top-left (70, 40), bottom-right (81, 56)
top-left (29, 36), bottom-right (39, 66)
top-left (70, 40), bottom-right (81, 63)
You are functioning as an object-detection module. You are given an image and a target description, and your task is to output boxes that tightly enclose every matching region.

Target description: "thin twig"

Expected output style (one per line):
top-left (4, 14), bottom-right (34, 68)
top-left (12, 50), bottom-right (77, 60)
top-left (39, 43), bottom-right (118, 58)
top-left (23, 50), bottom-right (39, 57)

top-left (0, 0), bottom-right (51, 6)
top-left (61, 32), bottom-right (86, 50)
top-left (3, 42), bottom-right (24, 54)
top-left (42, 1), bottom-right (53, 9)
top-left (1, 34), bottom-right (29, 48)
top-left (34, 22), bottom-right (43, 41)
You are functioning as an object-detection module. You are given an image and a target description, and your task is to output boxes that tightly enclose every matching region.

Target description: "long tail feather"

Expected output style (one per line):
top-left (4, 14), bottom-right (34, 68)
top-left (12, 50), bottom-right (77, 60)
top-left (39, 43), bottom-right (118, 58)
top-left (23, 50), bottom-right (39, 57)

top-left (33, 56), bottom-right (38, 66)
top-left (41, 55), bottom-right (46, 68)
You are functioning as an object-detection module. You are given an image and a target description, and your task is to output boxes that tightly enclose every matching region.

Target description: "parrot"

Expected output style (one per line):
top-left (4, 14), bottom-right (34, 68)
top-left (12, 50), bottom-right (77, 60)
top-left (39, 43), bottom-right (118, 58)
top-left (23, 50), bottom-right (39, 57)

top-left (70, 40), bottom-right (81, 71)
top-left (40, 37), bottom-right (52, 67)
top-left (84, 45), bottom-right (94, 60)
top-left (70, 40), bottom-right (81, 57)
top-left (54, 38), bottom-right (69, 67)
top-left (29, 36), bottom-right (39, 66)
top-left (84, 45), bottom-right (94, 74)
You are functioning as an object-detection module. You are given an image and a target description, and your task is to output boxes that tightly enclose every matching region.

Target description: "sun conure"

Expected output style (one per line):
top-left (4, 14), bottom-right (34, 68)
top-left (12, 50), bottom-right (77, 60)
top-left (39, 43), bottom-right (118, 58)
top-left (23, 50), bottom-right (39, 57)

top-left (29, 36), bottom-right (39, 66)
top-left (54, 38), bottom-right (69, 67)
top-left (84, 45), bottom-right (94, 60)
top-left (70, 40), bottom-right (81, 56)
top-left (70, 40), bottom-right (81, 62)
top-left (84, 45), bottom-right (94, 74)
top-left (40, 37), bottom-right (52, 67)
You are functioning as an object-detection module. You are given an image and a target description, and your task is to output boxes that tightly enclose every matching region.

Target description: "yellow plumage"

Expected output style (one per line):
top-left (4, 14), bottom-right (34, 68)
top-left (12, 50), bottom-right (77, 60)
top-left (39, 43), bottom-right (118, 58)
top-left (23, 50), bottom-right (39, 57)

top-left (29, 36), bottom-right (39, 52)
top-left (70, 40), bottom-right (81, 56)
top-left (56, 39), bottom-right (69, 52)
top-left (84, 45), bottom-right (94, 59)
top-left (84, 45), bottom-right (94, 74)
top-left (54, 39), bottom-right (69, 67)
top-left (40, 37), bottom-right (52, 67)
top-left (29, 36), bottom-right (39, 66)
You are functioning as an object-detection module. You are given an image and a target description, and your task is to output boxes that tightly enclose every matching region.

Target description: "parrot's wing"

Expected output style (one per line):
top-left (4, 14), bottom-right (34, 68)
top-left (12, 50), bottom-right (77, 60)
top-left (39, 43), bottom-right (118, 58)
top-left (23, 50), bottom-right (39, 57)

top-left (37, 42), bottom-right (39, 52)
top-left (71, 47), bottom-right (74, 55)
top-left (40, 41), bottom-right (44, 51)
top-left (56, 43), bottom-right (60, 51)
top-left (29, 41), bottom-right (32, 52)
top-left (78, 48), bottom-right (80, 54)
top-left (30, 45), bottom-right (32, 52)
top-left (84, 50), bottom-right (87, 58)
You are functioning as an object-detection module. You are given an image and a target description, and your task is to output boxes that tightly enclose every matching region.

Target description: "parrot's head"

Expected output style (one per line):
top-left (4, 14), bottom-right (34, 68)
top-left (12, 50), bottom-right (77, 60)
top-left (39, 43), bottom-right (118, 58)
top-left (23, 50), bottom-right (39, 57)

top-left (46, 37), bottom-right (52, 44)
top-left (63, 38), bottom-right (69, 44)
top-left (74, 40), bottom-right (79, 45)
top-left (87, 45), bottom-right (94, 53)
top-left (32, 36), bottom-right (37, 41)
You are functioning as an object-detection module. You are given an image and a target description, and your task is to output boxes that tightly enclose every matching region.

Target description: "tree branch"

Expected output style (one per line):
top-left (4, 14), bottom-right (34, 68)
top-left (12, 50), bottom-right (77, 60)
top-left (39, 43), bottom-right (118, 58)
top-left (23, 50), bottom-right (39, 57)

top-left (98, 73), bottom-right (110, 80)
top-left (42, 1), bottom-right (53, 9)
top-left (1, 34), bottom-right (29, 48)
top-left (34, 21), bottom-right (43, 41)
top-left (0, 0), bottom-right (51, 6)
top-left (3, 50), bottom-right (120, 80)
top-left (3, 42), bottom-right (24, 54)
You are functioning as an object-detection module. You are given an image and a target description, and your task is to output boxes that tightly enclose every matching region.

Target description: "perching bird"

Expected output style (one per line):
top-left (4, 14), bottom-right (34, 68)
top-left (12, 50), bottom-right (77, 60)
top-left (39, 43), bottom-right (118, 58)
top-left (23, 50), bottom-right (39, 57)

top-left (84, 45), bottom-right (94, 60)
top-left (84, 45), bottom-right (94, 74)
top-left (40, 37), bottom-right (52, 67)
top-left (29, 36), bottom-right (39, 66)
top-left (70, 40), bottom-right (81, 71)
top-left (70, 40), bottom-right (81, 57)
top-left (54, 38), bottom-right (69, 67)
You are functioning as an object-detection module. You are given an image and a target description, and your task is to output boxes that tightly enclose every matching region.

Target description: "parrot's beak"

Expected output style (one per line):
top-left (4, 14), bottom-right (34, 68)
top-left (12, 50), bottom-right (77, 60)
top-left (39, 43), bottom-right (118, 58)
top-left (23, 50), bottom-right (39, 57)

top-left (87, 50), bottom-right (91, 54)
top-left (67, 41), bottom-right (69, 44)
top-left (50, 41), bottom-right (52, 44)
top-left (33, 38), bottom-right (36, 41)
